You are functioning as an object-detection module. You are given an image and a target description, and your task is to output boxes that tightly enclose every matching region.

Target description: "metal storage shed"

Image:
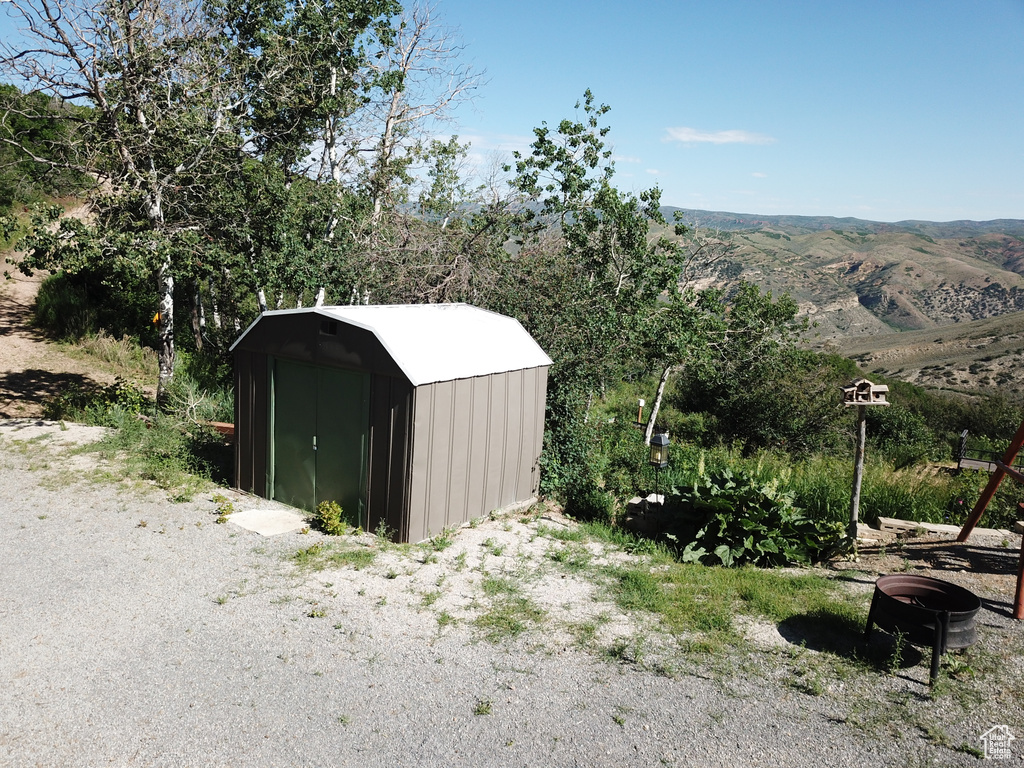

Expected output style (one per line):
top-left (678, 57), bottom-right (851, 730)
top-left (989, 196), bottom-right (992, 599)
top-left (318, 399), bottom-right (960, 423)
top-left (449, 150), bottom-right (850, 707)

top-left (230, 303), bottom-right (552, 543)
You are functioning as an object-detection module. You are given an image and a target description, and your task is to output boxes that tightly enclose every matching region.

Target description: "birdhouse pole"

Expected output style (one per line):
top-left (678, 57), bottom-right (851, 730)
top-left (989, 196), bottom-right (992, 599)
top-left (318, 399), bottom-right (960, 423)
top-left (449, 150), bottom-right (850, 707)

top-left (840, 378), bottom-right (890, 549)
top-left (849, 404), bottom-right (867, 543)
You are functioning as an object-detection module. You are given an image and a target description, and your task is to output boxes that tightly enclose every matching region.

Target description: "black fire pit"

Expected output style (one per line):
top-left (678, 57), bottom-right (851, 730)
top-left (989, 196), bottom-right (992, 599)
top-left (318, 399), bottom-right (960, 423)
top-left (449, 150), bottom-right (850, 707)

top-left (864, 574), bottom-right (982, 683)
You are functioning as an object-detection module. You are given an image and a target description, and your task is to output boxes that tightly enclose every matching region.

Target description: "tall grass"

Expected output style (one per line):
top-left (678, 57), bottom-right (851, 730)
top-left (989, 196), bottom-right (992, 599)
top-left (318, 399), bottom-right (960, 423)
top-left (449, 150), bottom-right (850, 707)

top-left (606, 437), bottom-right (1017, 531)
top-left (71, 332), bottom-right (158, 381)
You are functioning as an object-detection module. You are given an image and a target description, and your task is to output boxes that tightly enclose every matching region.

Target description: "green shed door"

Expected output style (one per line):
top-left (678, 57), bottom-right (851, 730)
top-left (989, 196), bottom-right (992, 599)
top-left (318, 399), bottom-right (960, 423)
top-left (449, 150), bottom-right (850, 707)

top-left (270, 359), bottom-right (370, 525)
top-left (315, 366), bottom-right (370, 526)
top-left (271, 359), bottom-right (317, 510)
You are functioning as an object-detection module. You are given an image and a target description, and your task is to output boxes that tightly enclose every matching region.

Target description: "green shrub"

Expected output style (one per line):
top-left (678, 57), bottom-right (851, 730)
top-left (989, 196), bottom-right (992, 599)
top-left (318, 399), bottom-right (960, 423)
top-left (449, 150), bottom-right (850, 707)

top-left (164, 371), bottom-right (233, 425)
top-left (43, 377), bottom-right (149, 423)
top-left (564, 482), bottom-right (616, 523)
top-left (677, 468), bottom-right (844, 567)
top-left (313, 500), bottom-right (349, 536)
top-left (34, 272), bottom-right (98, 339)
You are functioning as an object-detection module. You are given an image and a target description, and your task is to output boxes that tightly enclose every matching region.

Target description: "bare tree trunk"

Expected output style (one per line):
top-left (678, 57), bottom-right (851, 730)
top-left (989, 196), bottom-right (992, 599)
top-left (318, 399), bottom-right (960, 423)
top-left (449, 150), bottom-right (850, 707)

top-left (191, 283), bottom-right (203, 352)
top-left (210, 279), bottom-right (222, 330)
top-left (156, 258), bottom-right (175, 408)
top-left (645, 364), bottom-right (674, 446)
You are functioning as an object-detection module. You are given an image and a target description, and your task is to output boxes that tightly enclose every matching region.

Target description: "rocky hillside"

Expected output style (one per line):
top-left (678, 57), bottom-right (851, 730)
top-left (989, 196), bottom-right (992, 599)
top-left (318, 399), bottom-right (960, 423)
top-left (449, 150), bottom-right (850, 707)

top-left (659, 208), bottom-right (1024, 391)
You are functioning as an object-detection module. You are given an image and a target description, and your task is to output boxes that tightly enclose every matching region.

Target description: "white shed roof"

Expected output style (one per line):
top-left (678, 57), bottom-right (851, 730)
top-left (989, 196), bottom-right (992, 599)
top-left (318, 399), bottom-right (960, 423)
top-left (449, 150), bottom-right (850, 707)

top-left (233, 303), bottom-right (552, 387)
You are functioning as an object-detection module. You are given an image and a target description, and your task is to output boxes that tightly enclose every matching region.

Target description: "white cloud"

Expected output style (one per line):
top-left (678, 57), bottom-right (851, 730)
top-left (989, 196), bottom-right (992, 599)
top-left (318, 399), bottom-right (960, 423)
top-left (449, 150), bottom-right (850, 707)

top-left (612, 154), bottom-right (643, 164)
top-left (664, 127), bottom-right (776, 145)
top-left (752, 172), bottom-right (767, 178)
top-left (646, 168), bottom-right (662, 175)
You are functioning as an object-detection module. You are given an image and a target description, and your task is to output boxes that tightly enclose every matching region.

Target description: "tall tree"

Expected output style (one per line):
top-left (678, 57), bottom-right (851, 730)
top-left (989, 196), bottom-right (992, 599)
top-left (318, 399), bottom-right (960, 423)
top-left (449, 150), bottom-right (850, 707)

top-left (0, 0), bottom-right (240, 403)
top-left (499, 91), bottom-right (687, 498)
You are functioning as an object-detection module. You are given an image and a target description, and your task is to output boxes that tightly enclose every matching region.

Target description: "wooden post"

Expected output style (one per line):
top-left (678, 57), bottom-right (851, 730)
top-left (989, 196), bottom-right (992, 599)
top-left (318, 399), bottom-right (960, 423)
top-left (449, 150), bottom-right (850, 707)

top-left (849, 404), bottom-right (867, 545)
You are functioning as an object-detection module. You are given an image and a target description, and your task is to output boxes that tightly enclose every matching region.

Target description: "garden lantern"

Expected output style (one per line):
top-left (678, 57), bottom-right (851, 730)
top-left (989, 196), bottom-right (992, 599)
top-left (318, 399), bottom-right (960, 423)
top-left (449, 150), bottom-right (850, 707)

top-left (649, 432), bottom-right (669, 468)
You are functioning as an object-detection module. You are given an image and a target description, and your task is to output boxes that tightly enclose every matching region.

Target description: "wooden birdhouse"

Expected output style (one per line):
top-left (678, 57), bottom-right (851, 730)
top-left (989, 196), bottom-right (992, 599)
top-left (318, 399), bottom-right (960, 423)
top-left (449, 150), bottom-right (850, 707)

top-left (840, 377), bottom-right (890, 407)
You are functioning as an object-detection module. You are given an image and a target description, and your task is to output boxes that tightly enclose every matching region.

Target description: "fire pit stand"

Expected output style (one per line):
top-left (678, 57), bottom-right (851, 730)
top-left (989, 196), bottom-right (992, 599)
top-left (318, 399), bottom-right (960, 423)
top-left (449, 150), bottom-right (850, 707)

top-left (864, 574), bottom-right (982, 683)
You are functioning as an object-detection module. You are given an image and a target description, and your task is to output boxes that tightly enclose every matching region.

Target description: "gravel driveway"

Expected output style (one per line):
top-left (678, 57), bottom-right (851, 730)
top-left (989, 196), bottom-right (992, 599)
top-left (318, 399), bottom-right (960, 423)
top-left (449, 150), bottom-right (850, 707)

top-left (1, 420), bottom-right (1019, 767)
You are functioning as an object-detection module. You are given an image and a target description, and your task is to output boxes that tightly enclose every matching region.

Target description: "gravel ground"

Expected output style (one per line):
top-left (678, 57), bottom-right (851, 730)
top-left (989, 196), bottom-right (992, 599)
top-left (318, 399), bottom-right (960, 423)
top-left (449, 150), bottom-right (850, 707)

top-left (1, 420), bottom-right (1021, 767)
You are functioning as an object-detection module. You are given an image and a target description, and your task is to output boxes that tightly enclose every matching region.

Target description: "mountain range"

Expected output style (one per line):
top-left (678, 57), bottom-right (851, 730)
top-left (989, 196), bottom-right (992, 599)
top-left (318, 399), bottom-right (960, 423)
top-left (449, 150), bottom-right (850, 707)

top-left (658, 207), bottom-right (1024, 392)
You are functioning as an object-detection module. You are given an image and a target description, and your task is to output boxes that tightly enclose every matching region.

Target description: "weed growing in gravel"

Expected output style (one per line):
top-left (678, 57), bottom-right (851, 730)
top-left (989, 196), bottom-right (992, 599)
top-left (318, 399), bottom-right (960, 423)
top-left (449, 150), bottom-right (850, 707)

top-left (481, 537), bottom-right (506, 556)
top-left (568, 613), bottom-right (611, 650)
top-left (535, 523), bottom-right (584, 543)
top-left (428, 527), bottom-right (456, 552)
top-left (546, 543), bottom-right (593, 573)
top-left (473, 699), bottom-right (492, 716)
top-left (313, 500), bottom-right (351, 536)
top-left (886, 631), bottom-right (908, 675)
top-left (291, 542), bottom-right (377, 572)
top-left (475, 576), bottom-right (546, 641)
top-left (212, 492), bottom-right (236, 524)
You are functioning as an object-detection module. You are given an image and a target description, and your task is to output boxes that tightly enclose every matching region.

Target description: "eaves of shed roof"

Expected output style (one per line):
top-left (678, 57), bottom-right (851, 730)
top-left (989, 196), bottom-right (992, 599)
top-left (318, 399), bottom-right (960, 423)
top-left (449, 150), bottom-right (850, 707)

top-left (231, 303), bottom-right (552, 386)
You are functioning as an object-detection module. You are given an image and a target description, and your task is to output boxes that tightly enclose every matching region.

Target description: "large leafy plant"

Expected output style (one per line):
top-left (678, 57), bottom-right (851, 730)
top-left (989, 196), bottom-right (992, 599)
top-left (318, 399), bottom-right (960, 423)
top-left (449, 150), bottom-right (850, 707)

top-left (677, 469), bottom-right (843, 567)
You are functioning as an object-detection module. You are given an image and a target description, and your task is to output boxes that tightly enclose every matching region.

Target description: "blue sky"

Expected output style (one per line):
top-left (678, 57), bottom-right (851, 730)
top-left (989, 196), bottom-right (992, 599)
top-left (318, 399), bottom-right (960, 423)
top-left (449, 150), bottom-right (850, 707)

top-left (438, 0), bottom-right (1024, 222)
top-left (2, 0), bottom-right (1021, 222)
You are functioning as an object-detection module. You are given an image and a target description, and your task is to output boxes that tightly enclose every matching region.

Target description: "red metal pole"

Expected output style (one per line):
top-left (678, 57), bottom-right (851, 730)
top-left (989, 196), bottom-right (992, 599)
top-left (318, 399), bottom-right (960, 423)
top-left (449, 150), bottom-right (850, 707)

top-left (958, 419), bottom-right (1024, 543)
top-left (1015, 538), bottom-right (1024, 621)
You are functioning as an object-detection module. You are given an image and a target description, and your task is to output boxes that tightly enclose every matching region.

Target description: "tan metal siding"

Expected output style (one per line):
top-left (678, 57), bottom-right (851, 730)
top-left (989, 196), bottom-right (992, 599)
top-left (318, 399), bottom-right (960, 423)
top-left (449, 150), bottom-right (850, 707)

top-left (483, 373), bottom-right (507, 512)
top-left (407, 386), bottom-right (432, 542)
top-left (446, 378), bottom-right (474, 526)
top-left (425, 380), bottom-right (454, 537)
top-left (500, 369), bottom-right (524, 503)
top-left (465, 377), bottom-right (490, 520)
top-left (529, 367), bottom-right (548, 495)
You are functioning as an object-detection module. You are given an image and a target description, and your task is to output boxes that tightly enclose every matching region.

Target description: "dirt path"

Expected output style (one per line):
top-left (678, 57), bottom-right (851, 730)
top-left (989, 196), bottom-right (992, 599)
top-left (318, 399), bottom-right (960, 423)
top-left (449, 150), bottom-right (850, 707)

top-left (0, 268), bottom-right (116, 418)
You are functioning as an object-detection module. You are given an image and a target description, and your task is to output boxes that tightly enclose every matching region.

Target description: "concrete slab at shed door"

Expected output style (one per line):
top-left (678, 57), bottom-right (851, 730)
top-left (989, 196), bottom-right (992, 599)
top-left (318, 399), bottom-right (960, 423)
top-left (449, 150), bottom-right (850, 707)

top-left (270, 358), bottom-right (370, 527)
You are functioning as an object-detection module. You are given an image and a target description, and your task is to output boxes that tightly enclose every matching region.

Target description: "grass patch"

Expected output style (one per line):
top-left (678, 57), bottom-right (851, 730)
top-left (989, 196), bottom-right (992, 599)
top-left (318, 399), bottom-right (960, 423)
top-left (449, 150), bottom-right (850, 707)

top-left (63, 331), bottom-right (157, 380)
top-left (291, 542), bottom-right (378, 572)
top-left (546, 543), bottom-right (593, 573)
top-left (535, 523), bottom-right (584, 542)
top-left (604, 561), bottom-right (865, 638)
top-left (475, 575), bottom-right (546, 641)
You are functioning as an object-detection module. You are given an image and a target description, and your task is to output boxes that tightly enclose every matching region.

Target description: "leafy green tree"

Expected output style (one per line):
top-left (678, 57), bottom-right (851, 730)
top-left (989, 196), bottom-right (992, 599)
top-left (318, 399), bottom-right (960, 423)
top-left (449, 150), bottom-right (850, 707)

top-left (671, 282), bottom-right (832, 452)
top-left (0, 85), bottom-right (89, 211)
top-left (1, 0), bottom-right (245, 404)
top-left (493, 91), bottom-right (687, 500)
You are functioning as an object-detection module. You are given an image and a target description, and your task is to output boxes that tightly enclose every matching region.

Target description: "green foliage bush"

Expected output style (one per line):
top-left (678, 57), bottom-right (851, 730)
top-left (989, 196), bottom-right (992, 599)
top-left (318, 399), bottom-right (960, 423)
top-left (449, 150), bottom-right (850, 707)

top-left (563, 482), bottom-right (616, 523)
top-left (32, 268), bottom-right (156, 346)
top-left (676, 468), bottom-right (844, 567)
top-left (34, 273), bottom-right (97, 339)
top-left (87, 409), bottom-right (229, 496)
top-left (313, 500), bottom-right (349, 536)
top-left (43, 377), bottom-right (148, 423)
